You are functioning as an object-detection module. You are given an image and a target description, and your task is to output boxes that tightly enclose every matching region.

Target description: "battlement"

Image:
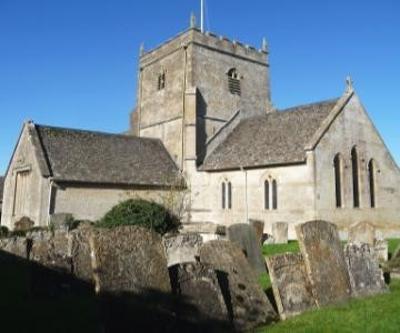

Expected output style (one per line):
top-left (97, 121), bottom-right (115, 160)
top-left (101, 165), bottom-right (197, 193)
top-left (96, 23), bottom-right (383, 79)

top-left (140, 28), bottom-right (268, 68)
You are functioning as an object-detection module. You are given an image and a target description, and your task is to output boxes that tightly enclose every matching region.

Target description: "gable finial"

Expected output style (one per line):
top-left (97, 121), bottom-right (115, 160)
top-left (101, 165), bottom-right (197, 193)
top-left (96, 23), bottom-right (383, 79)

top-left (262, 37), bottom-right (268, 53)
top-left (190, 12), bottom-right (197, 28)
top-left (139, 43), bottom-right (145, 57)
top-left (346, 75), bottom-right (354, 92)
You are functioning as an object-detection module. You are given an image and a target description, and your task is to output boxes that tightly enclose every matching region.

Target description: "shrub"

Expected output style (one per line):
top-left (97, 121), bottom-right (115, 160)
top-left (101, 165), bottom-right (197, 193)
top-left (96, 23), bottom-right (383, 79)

top-left (0, 226), bottom-right (9, 238)
top-left (97, 199), bottom-right (180, 235)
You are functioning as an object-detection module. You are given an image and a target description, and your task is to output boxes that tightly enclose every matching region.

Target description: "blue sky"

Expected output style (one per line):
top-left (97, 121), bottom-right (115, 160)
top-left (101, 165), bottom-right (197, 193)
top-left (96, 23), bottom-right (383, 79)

top-left (0, 0), bottom-right (399, 174)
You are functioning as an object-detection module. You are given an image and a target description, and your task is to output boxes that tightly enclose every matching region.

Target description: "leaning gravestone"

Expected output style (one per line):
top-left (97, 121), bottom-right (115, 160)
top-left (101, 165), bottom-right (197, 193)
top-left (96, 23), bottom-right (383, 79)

top-left (296, 220), bottom-right (352, 307)
top-left (162, 233), bottom-right (203, 267)
top-left (266, 253), bottom-right (316, 319)
top-left (348, 221), bottom-right (376, 245)
top-left (28, 229), bottom-right (75, 297)
top-left (272, 222), bottom-right (289, 244)
top-left (199, 240), bottom-right (277, 331)
top-left (68, 224), bottom-right (94, 283)
top-left (227, 224), bottom-right (266, 274)
top-left (28, 230), bottom-right (71, 272)
top-left (344, 243), bottom-right (387, 297)
top-left (169, 262), bottom-right (230, 328)
top-left (89, 226), bottom-right (171, 294)
top-left (249, 220), bottom-right (265, 246)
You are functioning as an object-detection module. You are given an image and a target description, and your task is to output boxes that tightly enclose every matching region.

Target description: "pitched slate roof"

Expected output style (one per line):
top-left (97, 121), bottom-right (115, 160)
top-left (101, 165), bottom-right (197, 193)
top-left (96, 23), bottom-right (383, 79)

top-left (32, 124), bottom-right (183, 187)
top-left (201, 98), bottom-right (339, 171)
top-left (0, 176), bottom-right (4, 202)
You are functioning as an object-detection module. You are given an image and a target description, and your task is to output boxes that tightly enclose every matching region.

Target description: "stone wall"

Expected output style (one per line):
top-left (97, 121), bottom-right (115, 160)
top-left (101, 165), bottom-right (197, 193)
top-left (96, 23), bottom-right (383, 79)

top-left (314, 94), bottom-right (400, 236)
top-left (1, 124), bottom-right (51, 229)
top-left (53, 184), bottom-right (180, 222)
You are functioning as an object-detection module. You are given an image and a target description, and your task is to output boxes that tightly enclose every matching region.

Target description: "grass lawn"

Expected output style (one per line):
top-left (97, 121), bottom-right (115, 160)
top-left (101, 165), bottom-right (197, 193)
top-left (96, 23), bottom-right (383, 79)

top-left (258, 239), bottom-right (400, 333)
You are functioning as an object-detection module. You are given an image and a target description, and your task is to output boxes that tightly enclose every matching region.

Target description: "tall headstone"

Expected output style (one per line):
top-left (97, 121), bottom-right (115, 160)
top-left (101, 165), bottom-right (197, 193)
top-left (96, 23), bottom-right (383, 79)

top-left (199, 240), bottom-right (277, 331)
top-left (227, 223), bottom-right (266, 274)
top-left (89, 226), bottom-right (171, 294)
top-left (169, 262), bottom-right (230, 327)
top-left (266, 253), bottom-right (316, 319)
top-left (68, 224), bottom-right (94, 283)
top-left (163, 233), bottom-right (203, 267)
top-left (272, 222), bottom-right (288, 244)
top-left (344, 243), bottom-right (387, 297)
top-left (296, 220), bottom-right (352, 307)
top-left (249, 219), bottom-right (265, 245)
top-left (348, 221), bottom-right (376, 245)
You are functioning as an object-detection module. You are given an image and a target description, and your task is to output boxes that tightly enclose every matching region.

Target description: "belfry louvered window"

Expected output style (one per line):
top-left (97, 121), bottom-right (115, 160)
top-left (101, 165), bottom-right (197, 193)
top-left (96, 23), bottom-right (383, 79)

top-left (227, 68), bottom-right (241, 95)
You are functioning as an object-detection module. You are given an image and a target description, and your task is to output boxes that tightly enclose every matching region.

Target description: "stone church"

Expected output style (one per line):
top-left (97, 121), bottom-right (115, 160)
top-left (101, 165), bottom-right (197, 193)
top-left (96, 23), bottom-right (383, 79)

top-left (2, 22), bottom-right (400, 238)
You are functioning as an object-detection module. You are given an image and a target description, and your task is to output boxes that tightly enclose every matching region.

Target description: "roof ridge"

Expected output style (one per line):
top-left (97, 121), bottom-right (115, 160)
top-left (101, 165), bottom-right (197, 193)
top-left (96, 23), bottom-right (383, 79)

top-left (34, 123), bottom-right (161, 143)
top-left (279, 97), bottom-right (340, 113)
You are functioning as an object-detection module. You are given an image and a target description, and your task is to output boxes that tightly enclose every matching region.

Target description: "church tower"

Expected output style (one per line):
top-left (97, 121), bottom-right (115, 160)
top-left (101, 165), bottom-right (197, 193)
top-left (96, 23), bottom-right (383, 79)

top-left (130, 21), bottom-right (272, 171)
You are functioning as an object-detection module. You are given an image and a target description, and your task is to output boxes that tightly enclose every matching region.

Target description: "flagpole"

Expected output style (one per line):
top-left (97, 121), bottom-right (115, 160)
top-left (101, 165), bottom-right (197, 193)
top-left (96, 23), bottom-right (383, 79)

top-left (201, 0), bottom-right (204, 33)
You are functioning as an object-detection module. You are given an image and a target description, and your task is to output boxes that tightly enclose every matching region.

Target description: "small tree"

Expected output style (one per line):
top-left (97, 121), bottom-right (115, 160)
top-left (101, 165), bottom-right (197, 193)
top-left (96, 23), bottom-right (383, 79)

top-left (97, 199), bottom-right (180, 235)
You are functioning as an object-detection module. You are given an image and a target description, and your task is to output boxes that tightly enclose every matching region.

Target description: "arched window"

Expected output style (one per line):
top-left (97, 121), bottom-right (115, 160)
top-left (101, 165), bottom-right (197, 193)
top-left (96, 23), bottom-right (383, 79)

top-left (221, 181), bottom-right (232, 210)
top-left (221, 182), bottom-right (226, 209)
top-left (272, 180), bottom-right (278, 210)
top-left (334, 154), bottom-right (343, 208)
top-left (158, 72), bottom-right (166, 90)
top-left (264, 180), bottom-right (270, 210)
top-left (368, 159), bottom-right (376, 208)
top-left (227, 68), bottom-right (241, 95)
top-left (227, 182), bottom-right (232, 209)
top-left (351, 147), bottom-right (360, 208)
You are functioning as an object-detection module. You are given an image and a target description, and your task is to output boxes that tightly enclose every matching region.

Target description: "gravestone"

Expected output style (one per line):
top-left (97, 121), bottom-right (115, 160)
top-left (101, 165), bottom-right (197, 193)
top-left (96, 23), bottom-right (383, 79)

top-left (227, 224), bottom-right (266, 274)
top-left (272, 222), bottom-right (288, 244)
top-left (249, 220), bottom-right (265, 245)
top-left (344, 243), bottom-right (387, 297)
top-left (69, 224), bottom-right (94, 283)
top-left (296, 220), bottom-right (352, 307)
top-left (163, 233), bottom-right (203, 267)
top-left (180, 222), bottom-right (226, 243)
top-left (169, 262), bottom-right (230, 327)
top-left (49, 213), bottom-right (74, 231)
top-left (374, 239), bottom-right (389, 262)
top-left (29, 230), bottom-right (71, 272)
top-left (348, 222), bottom-right (376, 245)
top-left (0, 236), bottom-right (28, 258)
top-left (14, 216), bottom-right (34, 231)
top-left (89, 226), bottom-right (171, 294)
top-left (266, 253), bottom-right (316, 319)
top-left (199, 240), bottom-right (277, 331)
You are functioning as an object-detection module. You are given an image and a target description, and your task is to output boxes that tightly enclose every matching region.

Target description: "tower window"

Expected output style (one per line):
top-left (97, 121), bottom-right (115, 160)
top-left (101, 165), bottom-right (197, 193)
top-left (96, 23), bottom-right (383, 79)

top-left (334, 154), bottom-right (343, 208)
top-left (368, 159), bottom-right (376, 208)
top-left (351, 147), bottom-right (360, 208)
top-left (158, 72), bottom-right (166, 90)
top-left (227, 68), bottom-right (241, 95)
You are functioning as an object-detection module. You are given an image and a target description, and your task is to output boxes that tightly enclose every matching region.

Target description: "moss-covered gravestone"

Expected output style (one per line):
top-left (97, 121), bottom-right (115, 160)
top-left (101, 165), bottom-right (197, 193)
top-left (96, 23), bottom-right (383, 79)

top-left (266, 253), bottom-right (316, 319)
top-left (89, 226), bottom-right (171, 294)
top-left (296, 220), bottom-right (352, 307)
top-left (199, 240), bottom-right (277, 331)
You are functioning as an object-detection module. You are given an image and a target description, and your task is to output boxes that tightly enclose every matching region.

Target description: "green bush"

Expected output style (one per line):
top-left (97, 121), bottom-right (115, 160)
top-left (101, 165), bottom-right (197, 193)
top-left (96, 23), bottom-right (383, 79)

top-left (97, 199), bottom-right (180, 235)
top-left (0, 226), bottom-right (9, 238)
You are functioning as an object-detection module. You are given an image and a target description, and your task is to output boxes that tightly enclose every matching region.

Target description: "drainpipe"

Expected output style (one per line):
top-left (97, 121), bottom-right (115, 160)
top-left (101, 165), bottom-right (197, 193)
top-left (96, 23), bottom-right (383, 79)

top-left (241, 166), bottom-right (249, 224)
